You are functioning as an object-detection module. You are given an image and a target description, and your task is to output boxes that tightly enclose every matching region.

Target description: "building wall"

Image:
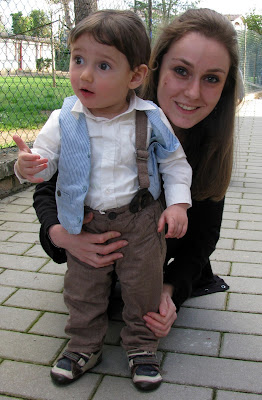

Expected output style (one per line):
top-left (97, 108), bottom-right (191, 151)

top-left (0, 34), bottom-right (52, 74)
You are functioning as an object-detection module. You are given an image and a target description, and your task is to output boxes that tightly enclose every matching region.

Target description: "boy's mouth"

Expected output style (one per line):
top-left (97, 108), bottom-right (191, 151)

top-left (80, 88), bottom-right (95, 96)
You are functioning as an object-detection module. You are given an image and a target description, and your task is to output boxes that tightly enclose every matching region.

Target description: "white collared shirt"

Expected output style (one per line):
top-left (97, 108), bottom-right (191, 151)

top-left (16, 93), bottom-right (192, 210)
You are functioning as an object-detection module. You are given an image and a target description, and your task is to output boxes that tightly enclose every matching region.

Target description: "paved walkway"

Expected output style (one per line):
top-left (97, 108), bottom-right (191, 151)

top-left (0, 99), bottom-right (262, 400)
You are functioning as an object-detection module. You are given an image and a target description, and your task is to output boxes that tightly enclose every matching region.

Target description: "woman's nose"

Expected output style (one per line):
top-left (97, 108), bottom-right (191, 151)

top-left (184, 78), bottom-right (201, 100)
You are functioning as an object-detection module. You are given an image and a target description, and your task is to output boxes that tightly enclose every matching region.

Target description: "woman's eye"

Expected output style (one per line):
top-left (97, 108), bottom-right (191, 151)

top-left (174, 67), bottom-right (187, 76)
top-left (99, 62), bottom-right (110, 71)
top-left (205, 75), bottom-right (219, 83)
top-left (75, 56), bottom-right (84, 65)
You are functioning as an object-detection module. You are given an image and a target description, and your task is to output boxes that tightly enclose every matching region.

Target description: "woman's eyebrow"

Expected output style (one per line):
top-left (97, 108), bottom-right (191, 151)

top-left (171, 57), bottom-right (227, 74)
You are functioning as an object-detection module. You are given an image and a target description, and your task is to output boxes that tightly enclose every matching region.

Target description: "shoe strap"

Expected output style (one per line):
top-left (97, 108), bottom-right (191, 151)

top-left (62, 350), bottom-right (85, 364)
top-left (129, 355), bottom-right (160, 369)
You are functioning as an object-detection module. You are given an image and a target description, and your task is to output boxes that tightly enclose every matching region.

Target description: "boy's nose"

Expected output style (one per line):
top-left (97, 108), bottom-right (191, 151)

top-left (80, 67), bottom-right (94, 82)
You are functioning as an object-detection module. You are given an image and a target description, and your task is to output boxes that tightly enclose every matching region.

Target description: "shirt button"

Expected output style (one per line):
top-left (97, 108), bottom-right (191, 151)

top-left (57, 190), bottom-right (61, 197)
top-left (108, 212), bottom-right (117, 220)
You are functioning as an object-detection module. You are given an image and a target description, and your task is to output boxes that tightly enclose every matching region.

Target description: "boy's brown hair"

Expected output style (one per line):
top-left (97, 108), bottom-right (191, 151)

top-left (68, 9), bottom-right (151, 70)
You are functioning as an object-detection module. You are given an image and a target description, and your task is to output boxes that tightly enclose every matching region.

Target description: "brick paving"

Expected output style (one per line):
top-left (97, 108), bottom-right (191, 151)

top-left (0, 98), bottom-right (262, 399)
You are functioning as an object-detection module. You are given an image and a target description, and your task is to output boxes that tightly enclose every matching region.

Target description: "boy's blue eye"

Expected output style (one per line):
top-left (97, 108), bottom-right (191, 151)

top-left (99, 62), bottom-right (110, 71)
top-left (75, 56), bottom-right (84, 65)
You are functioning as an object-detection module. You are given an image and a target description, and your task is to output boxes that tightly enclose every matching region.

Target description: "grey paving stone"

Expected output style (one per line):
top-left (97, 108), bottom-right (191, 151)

top-left (223, 204), bottom-right (240, 213)
top-left (30, 312), bottom-right (68, 338)
top-left (183, 291), bottom-right (227, 310)
top-left (0, 254), bottom-right (46, 271)
top-left (217, 238), bottom-right (234, 250)
top-left (220, 333), bottom-right (262, 361)
top-left (223, 211), bottom-right (262, 222)
top-left (163, 353), bottom-right (262, 393)
top-left (0, 230), bottom-right (15, 241)
top-left (0, 212), bottom-right (36, 223)
top-left (244, 192), bottom-right (262, 200)
top-left (10, 196), bottom-right (34, 206)
top-left (0, 360), bottom-right (101, 400)
top-left (1, 221), bottom-right (40, 232)
top-left (235, 239), bottom-right (261, 251)
top-left (0, 306), bottom-right (40, 331)
top-left (24, 206), bottom-right (38, 215)
top-left (0, 270), bottom-right (64, 291)
top-left (220, 228), bottom-right (262, 240)
top-left (93, 376), bottom-right (213, 400)
top-left (211, 249), bottom-right (262, 264)
top-left (231, 263), bottom-right (262, 278)
top-left (220, 220), bottom-right (237, 229)
top-left (225, 198), bottom-right (262, 206)
top-left (225, 192), bottom-right (242, 198)
top-left (216, 390), bottom-right (262, 400)
top-left (222, 276), bottom-right (262, 294)
top-left (5, 288), bottom-right (67, 312)
top-left (8, 232), bottom-right (39, 244)
top-left (0, 329), bottom-right (65, 364)
top-left (159, 327), bottom-right (220, 356)
top-left (40, 260), bottom-right (67, 275)
top-left (0, 204), bottom-right (29, 213)
top-left (227, 293), bottom-right (262, 313)
top-left (211, 261), bottom-right (231, 276)
top-left (0, 286), bottom-right (16, 302)
top-left (175, 308), bottom-right (262, 335)
top-left (25, 244), bottom-right (51, 257)
top-left (241, 205), bottom-right (262, 214)
top-left (0, 242), bottom-right (32, 255)
top-left (238, 220), bottom-right (262, 231)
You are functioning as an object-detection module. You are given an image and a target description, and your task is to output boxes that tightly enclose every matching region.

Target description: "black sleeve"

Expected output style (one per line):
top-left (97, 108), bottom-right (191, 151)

top-left (33, 172), bottom-right (67, 264)
top-left (164, 197), bottom-right (225, 311)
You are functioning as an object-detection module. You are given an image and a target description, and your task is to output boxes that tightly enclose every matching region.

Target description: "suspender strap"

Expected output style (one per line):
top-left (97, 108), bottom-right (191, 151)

top-left (135, 110), bottom-right (150, 189)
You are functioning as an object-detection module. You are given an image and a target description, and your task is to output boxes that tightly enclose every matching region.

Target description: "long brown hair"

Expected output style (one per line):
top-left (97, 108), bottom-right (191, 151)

top-left (141, 8), bottom-right (240, 201)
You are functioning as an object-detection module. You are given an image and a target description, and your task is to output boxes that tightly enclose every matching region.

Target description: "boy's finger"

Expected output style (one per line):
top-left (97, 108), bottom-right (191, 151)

top-left (13, 135), bottom-right (32, 153)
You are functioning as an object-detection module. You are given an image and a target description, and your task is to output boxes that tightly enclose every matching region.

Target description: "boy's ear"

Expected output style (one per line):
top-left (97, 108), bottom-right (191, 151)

top-left (128, 64), bottom-right (148, 90)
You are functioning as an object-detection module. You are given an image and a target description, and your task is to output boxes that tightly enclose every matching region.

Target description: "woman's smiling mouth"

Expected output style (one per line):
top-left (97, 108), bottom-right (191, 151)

top-left (177, 102), bottom-right (198, 111)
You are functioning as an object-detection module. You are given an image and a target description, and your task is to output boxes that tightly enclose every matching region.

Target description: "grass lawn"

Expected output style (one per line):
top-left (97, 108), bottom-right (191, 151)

top-left (0, 75), bottom-right (74, 132)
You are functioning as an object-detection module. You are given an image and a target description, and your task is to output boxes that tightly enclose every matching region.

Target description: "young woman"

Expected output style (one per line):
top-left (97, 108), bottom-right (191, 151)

top-left (32, 8), bottom-right (240, 338)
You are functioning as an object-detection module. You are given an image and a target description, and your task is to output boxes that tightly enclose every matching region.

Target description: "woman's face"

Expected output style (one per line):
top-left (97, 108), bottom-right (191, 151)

top-left (157, 31), bottom-right (231, 130)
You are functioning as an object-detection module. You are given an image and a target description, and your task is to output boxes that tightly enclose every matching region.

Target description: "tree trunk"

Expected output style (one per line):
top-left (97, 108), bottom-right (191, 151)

top-left (61, 0), bottom-right (73, 30)
top-left (74, 0), bottom-right (97, 24)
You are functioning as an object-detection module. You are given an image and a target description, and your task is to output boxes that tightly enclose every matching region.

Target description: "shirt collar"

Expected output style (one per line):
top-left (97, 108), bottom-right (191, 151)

top-left (70, 92), bottom-right (157, 121)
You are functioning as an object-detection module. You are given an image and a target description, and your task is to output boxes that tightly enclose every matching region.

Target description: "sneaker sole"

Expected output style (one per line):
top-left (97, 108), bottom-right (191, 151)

top-left (134, 379), bottom-right (162, 391)
top-left (50, 353), bottom-right (102, 386)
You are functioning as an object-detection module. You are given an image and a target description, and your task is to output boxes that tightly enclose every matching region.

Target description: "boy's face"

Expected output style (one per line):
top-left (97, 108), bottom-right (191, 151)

top-left (69, 33), bottom-right (135, 118)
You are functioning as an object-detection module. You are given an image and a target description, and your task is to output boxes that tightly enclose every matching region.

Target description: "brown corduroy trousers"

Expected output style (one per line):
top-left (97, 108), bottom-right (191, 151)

top-left (63, 199), bottom-right (166, 354)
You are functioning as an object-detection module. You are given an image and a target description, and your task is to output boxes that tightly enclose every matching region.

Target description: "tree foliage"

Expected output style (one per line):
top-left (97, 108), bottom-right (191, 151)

top-left (11, 9), bottom-right (51, 37)
top-left (134, 0), bottom-right (200, 40)
top-left (244, 11), bottom-right (262, 36)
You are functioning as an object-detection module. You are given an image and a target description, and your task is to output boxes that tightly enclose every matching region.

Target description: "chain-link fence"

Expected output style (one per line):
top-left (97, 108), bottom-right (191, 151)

top-left (1, 0), bottom-right (262, 153)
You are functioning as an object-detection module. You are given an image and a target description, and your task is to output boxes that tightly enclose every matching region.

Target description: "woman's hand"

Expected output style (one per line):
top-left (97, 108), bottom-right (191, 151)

top-left (48, 212), bottom-right (128, 268)
top-left (143, 284), bottom-right (177, 337)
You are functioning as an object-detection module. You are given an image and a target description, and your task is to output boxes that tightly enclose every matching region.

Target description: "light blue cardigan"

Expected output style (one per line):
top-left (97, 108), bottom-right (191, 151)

top-left (56, 95), bottom-right (180, 234)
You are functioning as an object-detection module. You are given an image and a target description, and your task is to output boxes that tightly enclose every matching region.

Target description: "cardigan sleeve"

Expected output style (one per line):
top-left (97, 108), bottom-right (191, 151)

top-left (164, 197), bottom-right (225, 311)
top-left (33, 172), bottom-right (67, 264)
